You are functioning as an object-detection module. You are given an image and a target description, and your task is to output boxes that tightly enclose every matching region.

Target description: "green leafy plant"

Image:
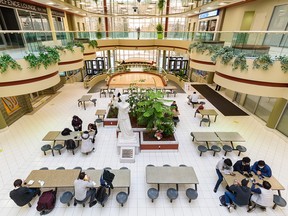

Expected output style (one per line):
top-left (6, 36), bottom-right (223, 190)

top-left (220, 51), bottom-right (234, 65)
top-left (0, 54), bottom-right (22, 73)
top-left (276, 55), bottom-right (288, 73)
top-left (88, 40), bottom-right (98, 49)
top-left (96, 32), bottom-right (102, 39)
top-left (158, 0), bottom-right (165, 11)
top-left (156, 23), bottom-right (163, 33)
top-left (211, 46), bottom-right (233, 62)
top-left (253, 54), bottom-right (274, 70)
top-left (233, 53), bottom-right (248, 71)
top-left (107, 106), bottom-right (118, 118)
top-left (74, 41), bottom-right (85, 52)
top-left (24, 53), bottom-right (41, 69)
top-left (65, 43), bottom-right (75, 52)
top-left (54, 45), bottom-right (65, 51)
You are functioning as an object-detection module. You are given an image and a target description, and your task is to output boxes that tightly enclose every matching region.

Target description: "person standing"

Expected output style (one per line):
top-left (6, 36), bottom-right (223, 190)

top-left (81, 131), bottom-right (95, 155)
top-left (10, 179), bottom-right (41, 207)
top-left (72, 115), bottom-right (83, 131)
top-left (136, 27), bottom-right (140, 40)
top-left (247, 180), bottom-right (274, 212)
top-left (74, 172), bottom-right (97, 207)
top-left (214, 158), bottom-right (233, 193)
top-left (224, 178), bottom-right (251, 212)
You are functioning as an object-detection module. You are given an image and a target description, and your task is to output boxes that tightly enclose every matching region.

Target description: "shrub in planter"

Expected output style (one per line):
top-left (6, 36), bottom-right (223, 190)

top-left (0, 54), bottom-right (22, 73)
top-left (233, 53), bottom-right (248, 71)
top-left (253, 54), bottom-right (274, 71)
top-left (276, 55), bottom-right (288, 73)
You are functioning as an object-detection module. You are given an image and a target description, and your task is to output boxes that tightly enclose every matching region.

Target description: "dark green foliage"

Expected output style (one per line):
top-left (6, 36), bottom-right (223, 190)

top-left (253, 54), bottom-right (274, 71)
top-left (89, 40), bottom-right (98, 48)
top-left (233, 53), bottom-right (248, 71)
top-left (107, 107), bottom-right (118, 118)
top-left (276, 56), bottom-right (288, 73)
top-left (0, 54), bottom-right (22, 73)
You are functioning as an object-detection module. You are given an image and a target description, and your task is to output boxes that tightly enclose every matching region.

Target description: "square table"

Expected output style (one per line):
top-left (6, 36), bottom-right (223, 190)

top-left (42, 131), bottom-right (60, 146)
top-left (95, 109), bottom-right (106, 119)
top-left (223, 172), bottom-right (285, 196)
top-left (55, 131), bottom-right (81, 147)
top-left (199, 109), bottom-right (218, 122)
top-left (79, 95), bottom-right (92, 110)
top-left (85, 169), bottom-right (131, 195)
top-left (146, 166), bottom-right (199, 191)
top-left (191, 132), bottom-right (220, 149)
top-left (25, 169), bottom-right (81, 188)
top-left (216, 132), bottom-right (245, 149)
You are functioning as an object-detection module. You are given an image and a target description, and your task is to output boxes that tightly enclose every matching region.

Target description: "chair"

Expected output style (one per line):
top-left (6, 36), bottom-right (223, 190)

top-left (116, 192), bottom-right (128, 207)
top-left (198, 145), bottom-right (208, 156)
top-left (100, 90), bottom-right (106, 98)
top-left (73, 166), bottom-right (82, 171)
top-left (273, 195), bottom-right (287, 209)
top-left (120, 167), bottom-right (128, 170)
top-left (41, 144), bottom-right (53, 156)
top-left (74, 198), bottom-right (87, 207)
top-left (167, 188), bottom-right (178, 203)
top-left (95, 118), bottom-right (103, 127)
top-left (77, 99), bottom-right (82, 107)
top-left (186, 188), bottom-right (198, 203)
top-left (60, 191), bottom-right (74, 206)
top-left (211, 145), bottom-right (221, 156)
top-left (163, 164), bottom-right (171, 167)
top-left (56, 167), bottom-right (65, 170)
top-left (179, 164), bottom-right (187, 167)
top-left (53, 144), bottom-right (65, 155)
top-left (39, 167), bottom-right (49, 170)
top-left (223, 145), bottom-right (233, 156)
top-left (236, 145), bottom-right (247, 156)
top-left (200, 118), bottom-right (210, 127)
top-left (147, 188), bottom-right (159, 202)
top-left (90, 99), bottom-right (97, 107)
top-left (87, 167), bottom-right (95, 170)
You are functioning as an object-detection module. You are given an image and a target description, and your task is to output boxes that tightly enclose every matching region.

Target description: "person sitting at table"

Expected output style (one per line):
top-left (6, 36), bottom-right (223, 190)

top-left (224, 178), bottom-right (251, 212)
top-left (171, 105), bottom-right (180, 126)
top-left (188, 92), bottom-right (199, 106)
top-left (81, 131), bottom-right (95, 155)
top-left (247, 180), bottom-right (274, 212)
top-left (251, 160), bottom-right (272, 178)
top-left (214, 158), bottom-right (233, 193)
top-left (72, 115), bottom-right (83, 131)
top-left (195, 102), bottom-right (205, 116)
top-left (74, 172), bottom-right (97, 207)
top-left (171, 101), bottom-right (178, 108)
top-left (233, 157), bottom-right (252, 175)
top-left (10, 179), bottom-right (41, 207)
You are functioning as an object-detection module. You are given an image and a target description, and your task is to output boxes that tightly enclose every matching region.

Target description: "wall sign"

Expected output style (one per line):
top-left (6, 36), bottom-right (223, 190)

top-left (52, 10), bottom-right (65, 17)
top-left (0, 0), bottom-right (47, 14)
top-left (199, 10), bottom-right (219, 19)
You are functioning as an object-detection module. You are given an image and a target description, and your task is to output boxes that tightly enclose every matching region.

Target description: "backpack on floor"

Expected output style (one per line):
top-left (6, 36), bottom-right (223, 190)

top-left (95, 186), bottom-right (108, 204)
top-left (65, 139), bottom-right (76, 150)
top-left (102, 169), bottom-right (115, 189)
top-left (219, 195), bottom-right (227, 206)
top-left (36, 190), bottom-right (56, 213)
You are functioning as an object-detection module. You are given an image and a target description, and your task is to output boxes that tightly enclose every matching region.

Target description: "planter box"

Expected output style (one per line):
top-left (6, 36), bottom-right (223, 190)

top-left (103, 118), bottom-right (118, 126)
top-left (140, 132), bottom-right (179, 150)
top-left (58, 47), bottom-right (83, 71)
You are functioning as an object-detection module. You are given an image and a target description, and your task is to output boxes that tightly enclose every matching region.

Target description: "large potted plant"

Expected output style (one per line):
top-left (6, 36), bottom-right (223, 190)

top-left (156, 23), bottom-right (163, 39)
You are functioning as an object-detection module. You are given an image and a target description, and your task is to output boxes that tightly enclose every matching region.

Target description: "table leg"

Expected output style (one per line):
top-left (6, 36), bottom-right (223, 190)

top-left (214, 115), bottom-right (218, 122)
top-left (206, 141), bottom-right (210, 149)
top-left (176, 184), bottom-right (178, 191)
top-left (157, 184), bottom-right (160, 191)
top-left (230, 141), bottom-right (235, 149)
top-left (278, 190), bottom-right (281, 196)
top-left (195, 184), bottom-right (197, 191)
top-left (128, 187), bottom-right (130, 195)
top-left (83, 102), bottom-right (86, 110)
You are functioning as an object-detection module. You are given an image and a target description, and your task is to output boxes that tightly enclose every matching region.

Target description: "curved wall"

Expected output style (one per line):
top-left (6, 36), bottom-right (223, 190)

top-left (58, 47), bottom-right (84, 72)
top-left (189, 51), bottom-right (215, 72)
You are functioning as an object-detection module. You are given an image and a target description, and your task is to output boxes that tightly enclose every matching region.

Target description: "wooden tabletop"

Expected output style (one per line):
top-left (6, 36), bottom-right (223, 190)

top-left (223, 172), bottom-right (285, 191)
top-left (216, 132), bottom-right (245, 142)
top-left (85, 169), bottom-right (131, 188)
top-left (95, 109), bottom-right (106, 116)
top-left (191, 132), bottom-right (220, 142)
top-left (25, 169), bottom-right (80, 188)
top-left (146, 166), bottom-right (199, 184)
top-left (42, 131), bottom-right (60, 141)
top-left (199, 109), bottom-right (218, 116)
top-left (79, 95), bottom-right (92, 101)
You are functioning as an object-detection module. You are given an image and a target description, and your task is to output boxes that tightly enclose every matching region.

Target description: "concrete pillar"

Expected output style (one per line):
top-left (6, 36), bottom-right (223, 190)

top-left (46, 7), bottom-right (57, 43)
top-left (266, 98), bottom-right (287, 129)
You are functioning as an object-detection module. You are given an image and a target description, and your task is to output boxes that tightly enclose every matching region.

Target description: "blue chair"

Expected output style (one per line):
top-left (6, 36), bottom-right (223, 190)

top-left (116, 192), bottom-right (128, 207)
top-left (147, 188), bottom-right (159, 202)
top-left (167, 188), bottom-right (178, 203)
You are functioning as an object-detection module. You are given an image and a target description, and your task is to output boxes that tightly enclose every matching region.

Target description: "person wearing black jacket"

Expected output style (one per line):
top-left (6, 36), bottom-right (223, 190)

top-left (224, 178), bottom-right (251, 212)
top-left (233, 157), bottom-right (251, 175)
top-left (72, 115), bottom-right (83, 131)
top-left (10, 179), bottom-right (41, 207)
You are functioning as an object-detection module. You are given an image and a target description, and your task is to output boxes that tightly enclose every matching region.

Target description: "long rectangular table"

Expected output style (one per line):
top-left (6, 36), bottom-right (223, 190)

top-left (85, 169), bottom-right (131, 195)
top-left (25, 169), bottom-right (81, 188)
top-left (146, 166), bottom-right (199, 191)
top-left (191, 132), bottom-right (220, 149)
top-left (199, 109), bottom-right (218, 122)
top-left (223, 172), bottom-right (285, 196)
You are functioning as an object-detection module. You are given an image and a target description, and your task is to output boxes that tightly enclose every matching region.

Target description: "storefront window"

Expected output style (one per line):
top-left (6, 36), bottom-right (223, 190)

top-left (18, 10), bottom-right (33, 30)
top-left (276, 104), bottom-right (288, 136)
top-left (255, 97), bottom-right (276, 122)
top-left (243, 95), bottom-right (260, 113)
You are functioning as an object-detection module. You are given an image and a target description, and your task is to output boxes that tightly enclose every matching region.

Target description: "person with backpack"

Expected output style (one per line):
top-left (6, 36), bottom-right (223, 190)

top-left (224, 178), bottom-right (251, 212)
top-left (72, 115), bottom-right (83, 131)
top-left (214, 158), bottom-right (234, 193)
top-left (81, 131), bottom-right (95, 155)
top-left (10, 179), bottom-right (41, 207)
top-left (74, 172), bottom-right (97, 207)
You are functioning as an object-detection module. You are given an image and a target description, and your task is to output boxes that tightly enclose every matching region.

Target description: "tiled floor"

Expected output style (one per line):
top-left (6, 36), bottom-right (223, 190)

top-left (0, 82), bottom-right (287, 216)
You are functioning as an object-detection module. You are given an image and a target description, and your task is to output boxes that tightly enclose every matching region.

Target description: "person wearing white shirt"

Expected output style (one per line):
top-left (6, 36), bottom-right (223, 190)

top-left (188, 92), bottom-right (199, 107)
top-left (214, 158), bottom-right (233, 193)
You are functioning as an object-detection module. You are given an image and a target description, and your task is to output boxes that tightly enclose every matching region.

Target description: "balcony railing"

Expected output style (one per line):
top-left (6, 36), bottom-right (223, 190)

top-left (0, 30), bottom-right (287, 58)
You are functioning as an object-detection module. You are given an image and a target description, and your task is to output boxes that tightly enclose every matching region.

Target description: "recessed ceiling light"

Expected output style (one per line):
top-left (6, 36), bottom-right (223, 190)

top-left (207, 7), bottom-right (213, 9)
top-left (75, 11), bottom-right (79, 13)
top-left (47, 2), bottom-right (54, 5)
top-left (219, 2), bottom-right (227, 5)
top-left (79, 2), bottom-right (86, 5)
top-left (63, 7), bottom-right (70, 10)
top-left (188, 2), bottom-right (195, 5)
